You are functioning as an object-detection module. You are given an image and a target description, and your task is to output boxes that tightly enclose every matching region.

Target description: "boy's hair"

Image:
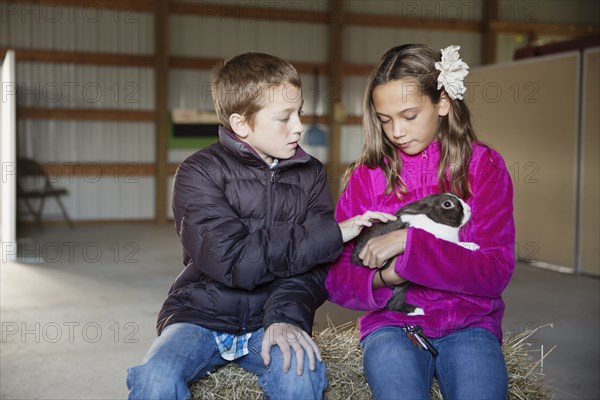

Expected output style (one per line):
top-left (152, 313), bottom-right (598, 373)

top-left (212, 52), bottom-right (301, 130)
top-left (345, 44), bottom-right (478, 199)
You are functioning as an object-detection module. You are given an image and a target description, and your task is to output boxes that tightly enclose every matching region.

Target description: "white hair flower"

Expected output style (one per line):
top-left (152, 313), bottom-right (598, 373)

top-left (435, 45), bottom-right (469, 100)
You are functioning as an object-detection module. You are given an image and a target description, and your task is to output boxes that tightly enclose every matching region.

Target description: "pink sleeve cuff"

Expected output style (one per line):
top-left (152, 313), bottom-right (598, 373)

top-left (367, 268), bottom-right (393, 308)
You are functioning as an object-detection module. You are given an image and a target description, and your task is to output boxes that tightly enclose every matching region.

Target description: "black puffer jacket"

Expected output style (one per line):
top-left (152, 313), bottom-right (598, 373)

top-left (157, 127), bottom-right (343, 335)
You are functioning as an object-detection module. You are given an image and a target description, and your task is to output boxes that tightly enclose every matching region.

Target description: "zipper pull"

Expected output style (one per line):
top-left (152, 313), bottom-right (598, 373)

top-left (422, 150), bottom-right (427, 159)
top-left (270, 170), bottom-right (275, 182)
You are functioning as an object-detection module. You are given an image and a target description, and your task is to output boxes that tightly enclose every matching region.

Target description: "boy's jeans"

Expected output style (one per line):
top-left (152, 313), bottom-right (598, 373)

top-left (361, 326), bottom-right (508, 400)
top-left (127, 323), bottom-right (327, 400)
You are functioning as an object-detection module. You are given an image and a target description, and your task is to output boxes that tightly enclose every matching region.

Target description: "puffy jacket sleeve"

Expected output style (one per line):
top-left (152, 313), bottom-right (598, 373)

top-left (266, 163), bottom-right (344, 278)
top-left (263, 265), bottom-right (328, 335)
top-left (325, 166), bottom-right (394, 311)
top-left (173, 156), bottom-right (342, 291)
top-left (395, 147), bottom-right (515, 298)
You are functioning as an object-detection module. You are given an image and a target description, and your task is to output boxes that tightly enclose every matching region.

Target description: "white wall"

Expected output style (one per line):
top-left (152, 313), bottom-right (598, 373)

top-left (1, 51), bottom-right (17, 261)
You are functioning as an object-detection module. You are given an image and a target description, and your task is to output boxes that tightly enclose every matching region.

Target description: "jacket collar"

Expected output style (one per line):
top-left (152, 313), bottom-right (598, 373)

top-left (219, 126), bottom-right (311, 169)
top-left (398, 140), bottom-right (441, 162)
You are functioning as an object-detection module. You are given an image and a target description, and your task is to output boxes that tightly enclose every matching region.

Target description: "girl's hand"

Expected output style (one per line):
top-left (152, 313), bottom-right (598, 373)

top-left (372, 257), bottom-right (406, 288)
top-left (359, 229), bottom-right (408, 269)
top-left (338, 211), bottom-right (397, 243)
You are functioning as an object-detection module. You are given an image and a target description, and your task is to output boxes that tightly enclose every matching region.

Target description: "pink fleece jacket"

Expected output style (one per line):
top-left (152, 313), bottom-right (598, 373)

top-left (326, 141), bottom-right (515, 342)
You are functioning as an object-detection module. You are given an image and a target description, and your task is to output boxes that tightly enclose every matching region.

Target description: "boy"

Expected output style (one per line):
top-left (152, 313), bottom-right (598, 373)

top-left (126, 53), bottom-right (344, 399)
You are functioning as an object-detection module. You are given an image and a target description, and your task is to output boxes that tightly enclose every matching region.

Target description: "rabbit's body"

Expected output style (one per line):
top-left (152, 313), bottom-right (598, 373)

top-left (351, 193), bottom-right (479, 314)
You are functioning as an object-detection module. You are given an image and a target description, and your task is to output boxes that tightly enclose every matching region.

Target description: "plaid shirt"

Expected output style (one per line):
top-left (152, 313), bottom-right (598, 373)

top-left (212, 331), bottom-right (252, 361)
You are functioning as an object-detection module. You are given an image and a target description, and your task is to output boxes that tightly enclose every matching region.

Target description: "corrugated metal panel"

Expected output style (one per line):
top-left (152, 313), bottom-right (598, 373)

top-left (169, 149), bottom-right (199, 164)
top-left (169, 15), bottom-right (327, 62)
top-left (1, 3), bottom-right (154, 53)
top-left (169, 70), bottom-right (214, 110)
top-left (344, 76), bottom-right (367, 117)
top-left (345, 26), bottom-right (482, 66)
top-left (18, 119), bottom-right (155, 163)
top-left (170, 0), bottom-right (328, 11)
top-left (7, 1), bottom-right (593, 223)
top-left (341, 125), bottom-right (364, 164)
top-left (17, 176), bottom-right (154, 220)
top-left (345, 0), bottom-right (484, 21)
top-left (498, 0), bottom-right (599, 25)
top-left (168, 70), bottom-right (330, 112)
top-left (15, 62), bottom-right (155, 109)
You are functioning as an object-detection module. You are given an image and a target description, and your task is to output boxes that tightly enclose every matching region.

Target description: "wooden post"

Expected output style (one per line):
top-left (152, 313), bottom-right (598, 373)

top-left (155, 0), bottom-right (169, 223)
top-left (482, 0), bottom-right (499, 65)
top-left (327, 0), bottom-right (344, 201)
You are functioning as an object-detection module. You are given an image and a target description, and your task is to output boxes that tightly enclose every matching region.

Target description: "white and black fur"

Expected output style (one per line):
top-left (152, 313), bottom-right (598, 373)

top-left (351, 193), bottom-right (479, 315)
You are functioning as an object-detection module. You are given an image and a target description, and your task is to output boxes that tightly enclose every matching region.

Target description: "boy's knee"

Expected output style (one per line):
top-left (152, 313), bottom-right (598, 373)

top-left (127, 363), bottom-right (190, 400)
top-left (260, 352), bottom-right (327, 399)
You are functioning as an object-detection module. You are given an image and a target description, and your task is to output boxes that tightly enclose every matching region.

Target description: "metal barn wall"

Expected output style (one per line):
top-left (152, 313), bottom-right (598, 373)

top-left (1, 0), bottom-right (596, 222)
top-left (2, 5), bottom-right (156, 220)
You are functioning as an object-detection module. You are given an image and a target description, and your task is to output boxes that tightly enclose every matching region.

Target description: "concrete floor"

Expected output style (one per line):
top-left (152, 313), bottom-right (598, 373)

top-left (1, 224), bottom-right (599, 400)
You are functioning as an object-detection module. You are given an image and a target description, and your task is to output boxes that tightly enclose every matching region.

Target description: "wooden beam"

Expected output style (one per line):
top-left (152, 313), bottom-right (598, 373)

top-left (40, 163), bottom-right (178, 177)
top-left (327, 0), bottom-right (344, 201)
top-left (291, 62), bottom-right (328, 75)
top-left (169, 56), bottom-right (222, 70)
top-left (345, 115), bottom-right (362, 125)
top-left (490, 20), bottom-right (598, 37)
top-left (301, 115), bottom-right (328, 125)
top-left (17, 107), bottom-right (155, 121)
top-left (5, 0), bottom-right (156, 12)
top-left (17, 107), bottom-right (330, 125)
top-left (170, 1), bottom-right (327, 24)
top-left (155, 0), bottom-right (169, 224)
top-left (482, 0), bottom-right (499, 65)
top-left (345, 12), bottom-right (482, 32)
top-left (0, 47), bottom-right (154, 67)
top-left (170, 55), bottom-right (328, 75)
top-left (6, 0), bottom-right (597, 37)
top-left (19, 218), bottom-right (160, 225)
top-left (171, 55), bottom-right (371, 76)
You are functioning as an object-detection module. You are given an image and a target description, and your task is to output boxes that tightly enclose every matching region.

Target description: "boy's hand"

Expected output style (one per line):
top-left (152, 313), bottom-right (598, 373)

top-left (338, 211), bottom-right (397, 243)
top-left (261, 323), bottom-right (321, 376)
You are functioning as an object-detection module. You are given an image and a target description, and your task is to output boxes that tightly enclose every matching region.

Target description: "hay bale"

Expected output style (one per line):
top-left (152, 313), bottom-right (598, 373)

top-left (190, 322), bottom-right (553, 399)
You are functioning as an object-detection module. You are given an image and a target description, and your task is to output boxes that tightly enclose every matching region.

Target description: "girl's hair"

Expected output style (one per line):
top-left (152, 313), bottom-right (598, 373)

top-left (345, 44), bottom-right (477, 199)
top-left (212, 52), bottom-right (301, 130)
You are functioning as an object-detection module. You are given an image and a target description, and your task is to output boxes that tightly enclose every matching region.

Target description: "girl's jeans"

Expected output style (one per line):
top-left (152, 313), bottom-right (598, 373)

top-left (127, 323), bottom-right (327, 400)
top-left (361, 326), bottom-right (508, 400)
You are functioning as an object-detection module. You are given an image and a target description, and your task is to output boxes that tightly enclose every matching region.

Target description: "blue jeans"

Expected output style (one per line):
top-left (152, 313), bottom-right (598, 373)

top-left (127, 323), bottom-right (327, 400)
top-left (361, 326), bottom-right (508, 400)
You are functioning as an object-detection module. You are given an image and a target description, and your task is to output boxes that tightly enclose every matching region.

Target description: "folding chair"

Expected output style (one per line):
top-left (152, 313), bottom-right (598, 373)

top-left (17, 158), bottom-right (74, 230)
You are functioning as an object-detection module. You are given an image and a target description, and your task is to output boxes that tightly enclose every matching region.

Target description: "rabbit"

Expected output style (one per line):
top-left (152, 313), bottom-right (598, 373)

top-left (351, 193), bottom-right (479, 315)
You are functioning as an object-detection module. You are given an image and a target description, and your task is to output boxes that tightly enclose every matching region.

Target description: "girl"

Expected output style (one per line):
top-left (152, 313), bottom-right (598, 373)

top-left (327, 44), bottom-right (515, 399)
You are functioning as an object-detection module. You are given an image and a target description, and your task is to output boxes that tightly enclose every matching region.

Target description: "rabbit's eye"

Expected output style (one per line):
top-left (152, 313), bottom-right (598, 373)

top-left (442, 200), bottom-right (454, 209)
